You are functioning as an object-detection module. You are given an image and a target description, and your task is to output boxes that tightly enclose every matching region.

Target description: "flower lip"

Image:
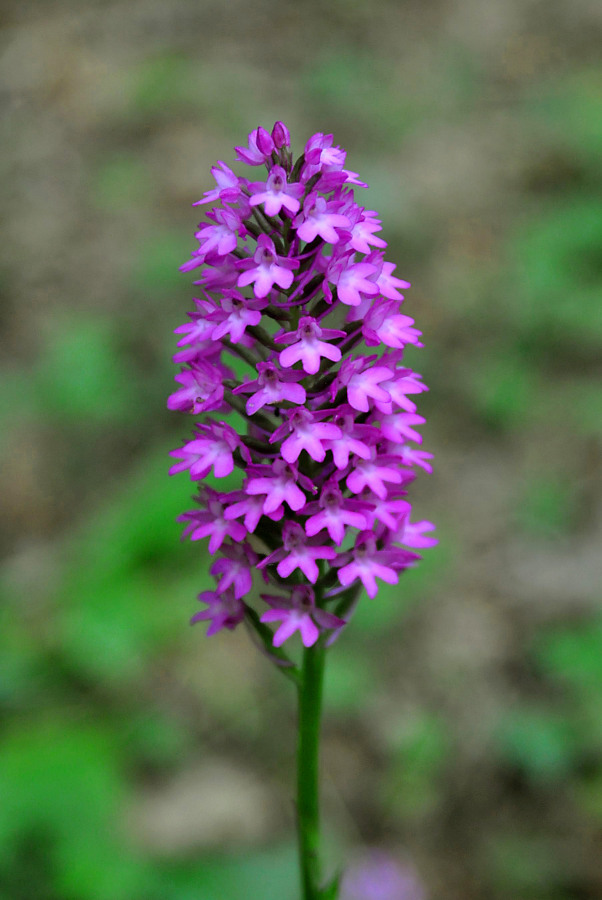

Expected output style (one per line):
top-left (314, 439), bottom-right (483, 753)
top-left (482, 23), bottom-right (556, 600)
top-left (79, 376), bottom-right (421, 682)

top-left (269, 170), bottom-right (285, 192)
top-left (322, 484), bottom-right (342, 508)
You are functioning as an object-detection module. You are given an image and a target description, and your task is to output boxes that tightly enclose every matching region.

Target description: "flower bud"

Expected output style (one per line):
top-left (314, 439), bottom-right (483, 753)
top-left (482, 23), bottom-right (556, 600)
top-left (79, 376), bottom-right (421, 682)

top-left (271, 120), bottom-right (290, 149)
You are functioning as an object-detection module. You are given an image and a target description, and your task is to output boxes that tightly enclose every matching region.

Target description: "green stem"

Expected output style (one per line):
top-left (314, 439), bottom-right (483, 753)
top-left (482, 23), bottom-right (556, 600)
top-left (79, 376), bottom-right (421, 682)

top-left (297, 640), bottom-right (326, 899)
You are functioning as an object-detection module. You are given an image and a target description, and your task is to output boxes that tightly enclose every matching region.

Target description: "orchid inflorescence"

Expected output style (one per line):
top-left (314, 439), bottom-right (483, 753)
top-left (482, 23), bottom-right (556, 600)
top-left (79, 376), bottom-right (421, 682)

top-left (168, 122), bottom-right (436, 654)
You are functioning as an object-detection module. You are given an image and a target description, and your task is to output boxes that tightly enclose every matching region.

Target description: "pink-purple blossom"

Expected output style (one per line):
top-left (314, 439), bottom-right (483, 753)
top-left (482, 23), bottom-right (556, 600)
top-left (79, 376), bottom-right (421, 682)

top-left (304, 480), bottom-right (369, 545)
top-left (276, 316), bottom-right (345, 375)
top-left (233, 361), bottom-right (306, 414)
top-left (194, 161), bottom-right (240, 206)
top-left (169, 123), bottom-right (436, 648)
top-left (194, 206), bottom-right (243, 257)
top-left (338, 358), bottom-right (394, 413)
top-left (340, 851), bottom-right (426, 900)
top-left (249, 166), bottom-right (304, 217)
top-left (270, 408), bottom-right (342, 464)
top-left (237, 234), bottom-right (299, 298)
top-left (210, 542), bottom-right (260, 599)
top-left (245, 459), bottom-right (313, 514)
top-left (178, 489), bottom-right (246, 554)
top-left (325, 253), bottom-right (379, 307)
top-left (258, 522), bottom-right (336, 583)
top-left (293, 193), bottom-right (351, 244)
top-left (191, 588), bottom-right (245, 635)
top-left (167, 361), bottom-right (226, 414)
top-left (169, 421), bottom-right (244, 480)
top-left (260, 586), bottom-right (344, 647)
top-left (208, 290), bottom-right (266, 343)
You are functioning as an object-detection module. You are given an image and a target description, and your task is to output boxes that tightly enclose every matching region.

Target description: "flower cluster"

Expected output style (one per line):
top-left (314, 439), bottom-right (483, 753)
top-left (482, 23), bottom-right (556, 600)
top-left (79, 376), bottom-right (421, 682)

top-left (169, 123), bottom-right (436, 650)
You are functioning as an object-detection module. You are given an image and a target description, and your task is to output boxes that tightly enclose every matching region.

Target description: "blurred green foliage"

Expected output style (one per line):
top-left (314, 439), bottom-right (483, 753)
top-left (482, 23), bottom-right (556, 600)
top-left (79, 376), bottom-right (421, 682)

top-left (510, 197), bottom-right (602, 349)
top-left (0, 720), bottom-right (151, 900)
top-left (1, 317), bottom-right (138, 435)
top-left (385, 713), bottom-right (451, 821)
top-left (515, 475), bottom-right (576, 538)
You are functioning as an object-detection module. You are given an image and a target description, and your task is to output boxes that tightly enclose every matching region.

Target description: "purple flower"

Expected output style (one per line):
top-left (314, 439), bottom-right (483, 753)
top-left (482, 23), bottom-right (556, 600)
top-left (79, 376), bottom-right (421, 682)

top-left (209, 290), bottom-right (266, 343)
top-left (235, 126), bottom-right (274, 165)
top-left (193, 254), bottom-right (239, 290)
top-left (375, 258), bottom-right (411, 300)
top-left (258, 522), bottom-right (336, 583)
top-left (249, 166), bottom-right (304, 216)
top-left (363, 300), bottom-right (422, 349)
top-left (337, 358), bottom-right (394, 413)
top-left (305, 132), bottom-right (347, 169)
top-left (303, 133), bottom-right (367, 187)
top-left (245, 459), bottom-right (313, 514)
top-left (322, 407), bottom-right (375, 470)
top-left (336, 532), bottom-right (418, 599)
top-left (345, 206), bottom-right (387, 254)
top-left (194, 161), bottom-right (240, 205)
top-left (375, 369), bottom-right (428, 414)
top-left (178, 489), bottom-right (246, 554)
top-left (167, 361), bottom-right (225, 414)
top-left (191, 588), bottom-right (245, 635)
top-left (293, 193), bottom-right (351, 244)
top-left (237, 234), bottom-right (299, 298)
top-left (362, 494), bottom-right (412, 531)
top-left (325, 252), bottom-right (379, 307)
top-left (270, 408), bottom-right (342, 463)
top-left (232, 361), bottom-right (306, 414)
top-left (173, 298), bottom-right (218, 347)
top-left (271, 121), bottom-right (290, 150)
top-left (379, 412), bottom-right (426, 444)
top-left (223, 491), bottom-right (284, 533)
top-left (260, 586), bottom-right (344, 647)
top-left (195, 206), bottom-right (243, 257)
top-left (304, 480), bottom-right (369, 545)
top-left (396, 517), bottom-right (438, 549)
top-left (276, 316), bottom-right (345, 374)
top-left (340, 851), bottom-right (426, 900)
top-left (396, 446), bottom-right (434, 472)
top-left (169, 421), bottom-right (245, 480)
top-left (210, 542), bottom-right (260, 599)
top-left (168, 123), bottom-right (435, 644)
top-left (346, 452), bottom-right (406, 499)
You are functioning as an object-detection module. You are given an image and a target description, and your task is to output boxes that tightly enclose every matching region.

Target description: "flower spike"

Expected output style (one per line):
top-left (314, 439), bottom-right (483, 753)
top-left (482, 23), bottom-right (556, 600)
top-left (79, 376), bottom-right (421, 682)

top-left (169, 123), bottom-right (435, 646)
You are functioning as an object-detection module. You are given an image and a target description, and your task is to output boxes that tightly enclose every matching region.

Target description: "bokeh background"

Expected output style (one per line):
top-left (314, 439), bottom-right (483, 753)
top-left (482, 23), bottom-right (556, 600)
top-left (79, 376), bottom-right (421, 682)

top-left (1, 1), bottom-right (601, 898)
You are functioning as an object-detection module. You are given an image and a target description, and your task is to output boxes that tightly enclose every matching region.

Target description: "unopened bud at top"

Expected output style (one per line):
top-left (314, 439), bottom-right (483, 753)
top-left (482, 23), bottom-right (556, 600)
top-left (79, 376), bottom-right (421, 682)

top-left (271, 120), bottom-right (291, 149)
top-left (256, 126), bottom-right (275, 157)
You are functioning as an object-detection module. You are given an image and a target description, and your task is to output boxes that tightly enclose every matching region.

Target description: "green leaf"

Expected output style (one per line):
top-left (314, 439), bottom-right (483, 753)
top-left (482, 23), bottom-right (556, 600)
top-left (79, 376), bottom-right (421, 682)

top-left (319, 870), bottom-right (342, 899)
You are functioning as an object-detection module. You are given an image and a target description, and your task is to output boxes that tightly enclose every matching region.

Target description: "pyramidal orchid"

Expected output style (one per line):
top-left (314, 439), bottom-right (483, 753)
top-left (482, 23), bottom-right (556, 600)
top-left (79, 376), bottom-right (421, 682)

top-left (168, 122), bottom-right (436, 900)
